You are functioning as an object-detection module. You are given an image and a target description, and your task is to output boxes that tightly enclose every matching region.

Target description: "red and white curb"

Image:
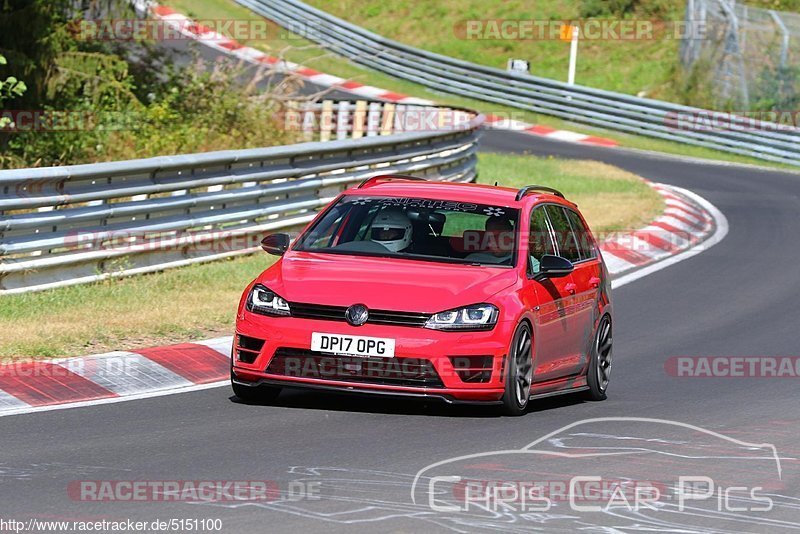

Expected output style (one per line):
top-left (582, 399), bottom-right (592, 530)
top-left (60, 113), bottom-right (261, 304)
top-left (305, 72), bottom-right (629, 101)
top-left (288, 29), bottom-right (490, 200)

top-left (139, 2), bottom-right (617, 147)
top-left (0, 183), bottom-right (725, 417)
top-left (483, 115), bottom-right (619, 147)
top-left (0, 338), bottom-right (232, 416)
top-left (598, 183), bottom-right (717, 276)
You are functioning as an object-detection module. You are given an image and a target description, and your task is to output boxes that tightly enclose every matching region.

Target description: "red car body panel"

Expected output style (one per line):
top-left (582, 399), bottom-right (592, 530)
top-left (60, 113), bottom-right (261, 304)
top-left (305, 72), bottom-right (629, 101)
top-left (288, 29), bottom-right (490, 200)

top-left (232, 179), bottom-right (612, 404)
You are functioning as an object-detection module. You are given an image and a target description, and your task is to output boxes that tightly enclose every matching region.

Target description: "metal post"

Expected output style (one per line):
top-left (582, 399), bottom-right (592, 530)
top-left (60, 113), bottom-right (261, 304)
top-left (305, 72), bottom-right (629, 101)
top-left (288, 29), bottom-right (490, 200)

top-left (568, 25), bottom-right (579, 85)
top-left (769, 10), bottom-right (790, 70)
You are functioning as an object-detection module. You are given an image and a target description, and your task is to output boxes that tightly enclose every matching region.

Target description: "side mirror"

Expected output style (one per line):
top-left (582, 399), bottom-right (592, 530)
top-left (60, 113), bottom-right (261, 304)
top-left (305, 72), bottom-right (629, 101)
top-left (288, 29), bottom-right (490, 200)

top-left (536, 254), bottom-right (574, 279)
top-left (261, 233), bottom-right (290, 256)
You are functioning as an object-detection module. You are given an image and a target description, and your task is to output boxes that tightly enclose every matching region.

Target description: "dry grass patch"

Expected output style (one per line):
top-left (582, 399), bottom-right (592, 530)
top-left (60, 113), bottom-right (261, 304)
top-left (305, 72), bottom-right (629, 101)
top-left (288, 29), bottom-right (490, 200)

top-left (477, 153), bottom-right (664, 234)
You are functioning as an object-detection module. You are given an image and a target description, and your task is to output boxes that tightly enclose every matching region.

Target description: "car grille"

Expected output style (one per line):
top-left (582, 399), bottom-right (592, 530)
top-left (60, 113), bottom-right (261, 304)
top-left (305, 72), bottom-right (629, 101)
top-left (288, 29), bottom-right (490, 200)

top-left (266, 348), bottom-right (444, 388)
top-left (289, 302), bottom-right (431, 327)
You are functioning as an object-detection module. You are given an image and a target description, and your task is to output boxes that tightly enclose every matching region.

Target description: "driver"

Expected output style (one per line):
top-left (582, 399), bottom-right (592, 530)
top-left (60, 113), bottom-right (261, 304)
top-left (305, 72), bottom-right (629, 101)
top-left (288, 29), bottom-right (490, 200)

top-left (464, 216), bottom-right (514, 264)
top-left (369, 208), bottom-right (413, 252)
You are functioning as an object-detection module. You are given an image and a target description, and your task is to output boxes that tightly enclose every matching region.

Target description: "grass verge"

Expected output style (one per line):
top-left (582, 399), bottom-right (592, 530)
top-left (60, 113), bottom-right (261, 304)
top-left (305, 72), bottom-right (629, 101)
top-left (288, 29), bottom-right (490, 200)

top-left (0, 152), bottom-right (661, 360)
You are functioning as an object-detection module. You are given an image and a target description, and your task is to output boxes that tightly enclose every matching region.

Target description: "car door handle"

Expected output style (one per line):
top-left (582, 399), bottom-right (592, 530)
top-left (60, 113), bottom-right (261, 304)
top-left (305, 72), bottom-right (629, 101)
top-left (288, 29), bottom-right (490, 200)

top-left (565, 283), bottom-right (577, 294)
top-left (589, 277), bottom-right (601, 288)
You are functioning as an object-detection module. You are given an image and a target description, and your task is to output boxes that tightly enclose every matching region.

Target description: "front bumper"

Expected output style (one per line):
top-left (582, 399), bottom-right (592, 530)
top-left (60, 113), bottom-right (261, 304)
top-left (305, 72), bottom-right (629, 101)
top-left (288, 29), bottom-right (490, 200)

top-left (232, 313), bottom-right (514, 402)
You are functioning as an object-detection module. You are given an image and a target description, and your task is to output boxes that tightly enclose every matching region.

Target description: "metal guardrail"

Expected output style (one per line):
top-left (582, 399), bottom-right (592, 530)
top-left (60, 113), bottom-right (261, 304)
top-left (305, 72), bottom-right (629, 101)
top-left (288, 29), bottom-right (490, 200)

top-left (237, 0), bottom-right (800, 166)
top-left (0, 102), bottom-right (481, 294)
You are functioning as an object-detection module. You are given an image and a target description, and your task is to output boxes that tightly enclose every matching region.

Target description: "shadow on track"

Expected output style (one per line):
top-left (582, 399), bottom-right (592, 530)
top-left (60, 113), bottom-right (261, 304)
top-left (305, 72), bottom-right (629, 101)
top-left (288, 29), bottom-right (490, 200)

top-left (227, 389), bottom-right (587, 418)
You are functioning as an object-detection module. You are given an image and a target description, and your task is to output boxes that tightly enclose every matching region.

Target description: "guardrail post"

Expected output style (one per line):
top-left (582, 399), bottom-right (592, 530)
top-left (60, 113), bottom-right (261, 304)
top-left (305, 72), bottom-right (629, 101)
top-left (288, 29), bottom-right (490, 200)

top-left (352, 100), bottom-right (367, 139)
top-left (381, 103), bottom-right (395, 135)
top-left (301, 103), bottom-right (316, 141)
top-left (320, 100), bottom-right (334, 142)
top-left (336, 101), bottom-right (350, 140)
top-left (367, 101), bottom-right (381, 137)
top-left (394, 105), bottom-right (407, 132)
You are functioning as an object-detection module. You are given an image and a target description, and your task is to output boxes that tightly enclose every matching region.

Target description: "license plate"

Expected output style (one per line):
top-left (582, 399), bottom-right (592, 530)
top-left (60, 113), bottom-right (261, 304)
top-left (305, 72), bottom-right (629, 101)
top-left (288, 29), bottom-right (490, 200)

top-left (311, 332), bottom-right (395, 358)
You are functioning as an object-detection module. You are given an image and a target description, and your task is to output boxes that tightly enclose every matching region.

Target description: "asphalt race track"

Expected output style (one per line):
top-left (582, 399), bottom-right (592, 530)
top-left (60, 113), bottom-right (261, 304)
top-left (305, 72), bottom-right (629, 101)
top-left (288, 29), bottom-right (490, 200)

top-left (2, 121), bottom-right (799, 531)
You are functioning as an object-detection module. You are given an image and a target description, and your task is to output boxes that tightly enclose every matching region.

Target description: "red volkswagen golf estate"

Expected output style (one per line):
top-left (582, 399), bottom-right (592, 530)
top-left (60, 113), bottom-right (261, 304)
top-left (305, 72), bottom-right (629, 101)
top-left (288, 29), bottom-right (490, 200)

top-left (231, 175), bottom-right (612, 415)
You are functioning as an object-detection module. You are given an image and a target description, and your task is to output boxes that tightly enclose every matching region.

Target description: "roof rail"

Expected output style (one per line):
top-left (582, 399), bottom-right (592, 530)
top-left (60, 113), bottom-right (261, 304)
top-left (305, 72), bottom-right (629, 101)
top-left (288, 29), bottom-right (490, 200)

top-left (357, 175), bottom-right (428, 189)
top-left (515, 185), bottom-right (565, 201)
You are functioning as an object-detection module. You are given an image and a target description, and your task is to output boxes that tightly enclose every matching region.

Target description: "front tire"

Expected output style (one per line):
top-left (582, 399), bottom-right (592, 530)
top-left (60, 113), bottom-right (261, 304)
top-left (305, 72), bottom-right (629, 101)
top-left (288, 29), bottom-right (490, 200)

top-left (500, 323), bottom-right (533, 416)
top-left (585, 315), bottom-right (612, 401)
top-left (231, 372), bottom-right (282, 403)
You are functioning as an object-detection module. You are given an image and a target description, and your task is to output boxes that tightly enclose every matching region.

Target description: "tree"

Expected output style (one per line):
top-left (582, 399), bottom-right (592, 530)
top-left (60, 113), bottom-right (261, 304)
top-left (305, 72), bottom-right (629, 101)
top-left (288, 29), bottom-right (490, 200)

top-left (0, 54), bottom-right (28, 129)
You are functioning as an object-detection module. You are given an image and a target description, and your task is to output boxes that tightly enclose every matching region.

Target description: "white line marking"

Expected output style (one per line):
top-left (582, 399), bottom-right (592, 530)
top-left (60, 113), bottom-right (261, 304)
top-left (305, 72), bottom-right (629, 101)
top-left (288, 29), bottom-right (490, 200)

top-left (546, 130), bottom-right (588, 142)
top-left (0, 381), bottom-right (229, 419)
top-left (0, 389), bottom-right (29, 409)
top-left (598, 250), bottom-right (638, 273)
top-left (306, 73), bottom-right (346, 86)
top-left (348, 86), bottom-right (388, 98)
top-left (195, 336), bottom-right (234, 357)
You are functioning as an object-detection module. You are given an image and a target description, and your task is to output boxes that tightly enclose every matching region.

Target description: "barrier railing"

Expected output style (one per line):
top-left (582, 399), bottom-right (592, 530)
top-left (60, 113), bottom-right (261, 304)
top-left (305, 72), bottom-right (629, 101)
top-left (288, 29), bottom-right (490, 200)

top-left (0, 102), bottom-right (481, 293)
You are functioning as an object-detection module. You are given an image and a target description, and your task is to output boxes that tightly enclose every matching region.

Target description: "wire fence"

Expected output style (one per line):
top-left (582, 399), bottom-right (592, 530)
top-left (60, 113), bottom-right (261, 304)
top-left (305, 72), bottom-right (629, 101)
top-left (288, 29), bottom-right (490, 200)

top-left (682, 0), bottom-right (800, 110)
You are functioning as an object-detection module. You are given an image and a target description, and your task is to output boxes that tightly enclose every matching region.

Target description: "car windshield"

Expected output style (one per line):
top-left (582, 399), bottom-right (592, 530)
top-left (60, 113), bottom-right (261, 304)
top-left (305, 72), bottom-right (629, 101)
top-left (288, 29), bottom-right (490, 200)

top-left (293, 195), bottom-right (519, 267)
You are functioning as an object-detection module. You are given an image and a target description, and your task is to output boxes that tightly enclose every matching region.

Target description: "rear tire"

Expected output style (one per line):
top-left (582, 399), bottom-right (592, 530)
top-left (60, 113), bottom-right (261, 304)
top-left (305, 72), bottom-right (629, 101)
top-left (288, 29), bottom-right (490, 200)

top-left (500, 323), bottom-right (533, 416)
top-left (231, 372), bottom-right (281, 403)
top-left (585, 315), bottom-right (612, 401)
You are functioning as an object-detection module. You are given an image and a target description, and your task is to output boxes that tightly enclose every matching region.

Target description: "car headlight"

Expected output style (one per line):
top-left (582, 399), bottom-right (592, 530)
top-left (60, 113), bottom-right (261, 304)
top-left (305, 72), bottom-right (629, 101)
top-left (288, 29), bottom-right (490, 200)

top-left (246, 284), bottom-right (291, 317)
top-left (424, 304), bottom-right (499, 331)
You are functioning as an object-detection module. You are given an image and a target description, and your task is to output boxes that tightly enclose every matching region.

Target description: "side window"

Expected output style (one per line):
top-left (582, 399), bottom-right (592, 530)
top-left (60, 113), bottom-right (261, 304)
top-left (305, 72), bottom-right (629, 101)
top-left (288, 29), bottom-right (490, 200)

top-left (545, 205), bottom-right (581, 263)
top-left (565, 209), bottom-right (597, 260)
top-left (529, 207), bottom-right (556, 275)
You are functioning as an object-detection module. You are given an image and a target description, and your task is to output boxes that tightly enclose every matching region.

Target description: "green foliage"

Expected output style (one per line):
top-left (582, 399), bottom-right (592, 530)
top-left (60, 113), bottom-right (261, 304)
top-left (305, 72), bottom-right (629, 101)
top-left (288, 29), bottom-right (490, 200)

top-left (744, 0), bottom-right (800, 10)
top-left (0, 54), bottom-right (27, 102)
top-left (4, 56), bottom-right (298, 168)
top-left (0, 0), bottom-right (76, 107)
top-left (0, 53), bottom-right (27, 142)
top-left (668, 57), bottom-right (721, 109)
top-left (579, 0), bottom-right (673, 18)
top-left (751, 65), bottom-right (800, 112)
top-left (0, 0), bottom-right (298, 168)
